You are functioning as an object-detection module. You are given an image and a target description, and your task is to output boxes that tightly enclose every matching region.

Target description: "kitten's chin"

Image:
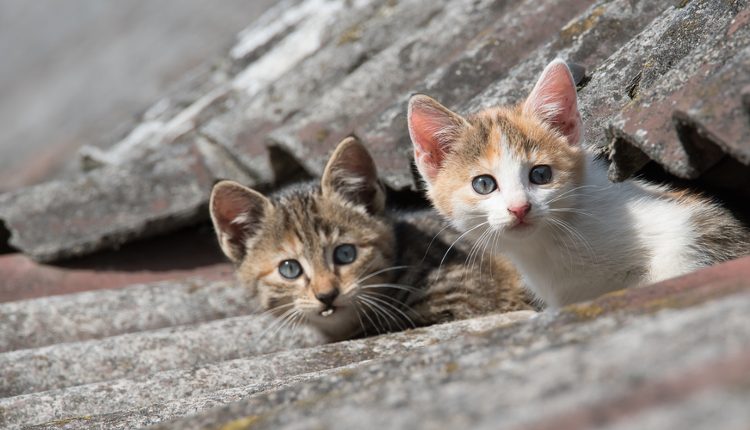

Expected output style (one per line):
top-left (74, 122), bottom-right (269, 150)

top-left (495, 220), bottom-right (541, 240)
top-left (306, 306), bottom-right (361, 340)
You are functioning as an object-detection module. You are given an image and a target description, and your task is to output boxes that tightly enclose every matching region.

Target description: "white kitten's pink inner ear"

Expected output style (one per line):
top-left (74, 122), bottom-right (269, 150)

top-left (523, 59), bottom-right (582, 146)
top-left (407, 95), bottom-right (467, 182)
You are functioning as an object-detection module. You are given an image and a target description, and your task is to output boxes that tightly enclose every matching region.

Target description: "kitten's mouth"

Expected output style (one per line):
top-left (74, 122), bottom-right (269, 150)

top-left (320, 307), bottom-right (335, 317)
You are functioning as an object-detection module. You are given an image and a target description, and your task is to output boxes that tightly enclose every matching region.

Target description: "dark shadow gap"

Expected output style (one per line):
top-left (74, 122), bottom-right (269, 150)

top-left (0, 219), bottom-right (18, 254)
top-left (386, 186), bottom-right (431, 211)
top-left (267, 144), bottom-right (314, 188)
top-left (633, 158), bottom-right (750, 226)
top-left (51, 222), bottom-right (228, 272)
top-left (673, 113), bottom-right (726, 175)
top-left (606, 132), bottom-right (652, 182)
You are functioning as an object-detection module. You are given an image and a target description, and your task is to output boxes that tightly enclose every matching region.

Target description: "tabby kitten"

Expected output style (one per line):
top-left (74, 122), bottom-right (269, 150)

top-left (210, 137), bottom-right (532, 341)
top-left (407, 59), bottom-right (750, 308)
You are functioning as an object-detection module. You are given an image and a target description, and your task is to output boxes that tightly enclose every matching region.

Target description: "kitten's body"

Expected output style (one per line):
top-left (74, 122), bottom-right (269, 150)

top-left (210, 137), bottom-right (531, 341)
top-left (498, 152), bottom-right (747, 307)
top-left (408, 59), bottom-right (749, 308)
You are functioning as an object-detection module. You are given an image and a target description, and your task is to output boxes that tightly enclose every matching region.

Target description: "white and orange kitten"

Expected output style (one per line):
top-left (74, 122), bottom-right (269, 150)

top-left (407, 59), bottom-right (749, 308)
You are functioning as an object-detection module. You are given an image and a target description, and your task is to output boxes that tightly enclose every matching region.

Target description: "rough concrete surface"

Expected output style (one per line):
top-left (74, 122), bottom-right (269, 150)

top-left (1, 312), bottom-right (534, 428)
top-left (2, 256), bottom-right (746, 429)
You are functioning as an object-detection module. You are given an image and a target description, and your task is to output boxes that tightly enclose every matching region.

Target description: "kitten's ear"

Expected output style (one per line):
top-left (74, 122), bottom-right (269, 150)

top-left (407, 94), bottom-right (469, 185)
top-left (321, 136), bottom-right (386, 214)
top-left (209, 180), bottom-right (272, 263)
top-left (523, 59), bottom-right (582, 146)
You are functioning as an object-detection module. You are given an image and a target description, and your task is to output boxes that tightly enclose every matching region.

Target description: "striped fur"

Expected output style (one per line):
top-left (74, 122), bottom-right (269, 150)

top-left (210, 137), bottom-right (532, 341)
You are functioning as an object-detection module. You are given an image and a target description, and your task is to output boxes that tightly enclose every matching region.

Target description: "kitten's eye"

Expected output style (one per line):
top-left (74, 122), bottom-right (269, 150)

top-left (471, 175), bottom-right (497, 195)
top-left (333, 244), bottom-right (357, 265)
top-left (529, 165), bottom-right (552, 185)
top-left (278, 259), bottom-right (303, 279)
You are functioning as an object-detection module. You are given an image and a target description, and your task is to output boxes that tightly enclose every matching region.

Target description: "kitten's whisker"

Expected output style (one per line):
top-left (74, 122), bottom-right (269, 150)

top-left (478, 225), bottom-right (496, 279)
top-left (438, 221), bottom-right (489, 278)
top-left (547, 192), bottom-right (596, 205)
top-left (276, 307), bottom-right (302, 336)
top-left (421, 222), bottom-right (456, 264)
top-left (360, 292), bottom-right (414, 329)
top-left (261, 306), bottom-right (298, 341)
top-left (352, 301), bottom-right (368, 337)
top-left (420, 215), bottom-right (486, 263)
top-left (359, 291), bottom-right (417, 330)
top-left (355, 265), bottom-right (411, 284)
top-left (555, 217), bottom-right (595, 258)
top-left (547, 222), bottom-right (575, 269)
top-left (359, 294), bottom-right (395, 332)
top-left (360, 283), bottom-right (421, 292)
top-left (355, 296), bottom-right (384, 334)
top-left (358, 294), bottom-right (400, 332)
top-left (275, 310), bottom-right (300, 338)
top-left (491, 227), bottom-right (503, 279)
top-left (547, 184), bottom-right (603, 204)
top-left (463, 225), bottom-right (492, 284)
top-left (368, 297), bottom-right (408, 332)
top-left (348, 260), bottom-right (382, 288)
top-left (257, 302), bottom-right (295, 319)
top-left (257, 305), bottom-right (295, 336)
top-left (478, 226), bottom-right (496, 280)
top-left (548, 217), bottom-right (595, 264)
top-left (359, 292), bottom-right (407, 331)
top-left (548, 208), bottom-right (599, 221)
top-left (547, 219), bottom-right (574, 264)
top-left (290, 311), bottom-right (306, 333)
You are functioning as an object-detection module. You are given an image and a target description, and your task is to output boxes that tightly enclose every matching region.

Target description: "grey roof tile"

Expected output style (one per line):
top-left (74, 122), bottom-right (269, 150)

top-left (607, 3), bottom-right (750, 180)
top-left (266, 0), bottom-right (525, 188)
top-left (1, 312), bottom-right (533, 428)
top-left (0, 139), bottom-right (251, 262)
top-left (0, 279), bottom-right (254, 352)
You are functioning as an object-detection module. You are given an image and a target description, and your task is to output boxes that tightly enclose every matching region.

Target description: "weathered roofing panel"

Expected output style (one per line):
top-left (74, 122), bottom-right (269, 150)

top-left (605, 0), bottom-right (750, 181)
top-left (361, 0), bottom-right (666, 188)
top-left (201, 0), bottom-right (443, 184)
top-left (266, 0), bottom-right (523, 188)
top-left (0, 138), bottom-right (251, 261)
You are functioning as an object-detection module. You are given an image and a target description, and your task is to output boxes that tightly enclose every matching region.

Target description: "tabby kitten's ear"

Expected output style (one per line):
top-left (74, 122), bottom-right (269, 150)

top-left (209, 180), bottom-right (272, 263)
top-left (407, 94), bottom-right (469, 185)
top-left (321, 136), bottom-right (385, 214)
top-left (522, 59), bottom-right (582, 146)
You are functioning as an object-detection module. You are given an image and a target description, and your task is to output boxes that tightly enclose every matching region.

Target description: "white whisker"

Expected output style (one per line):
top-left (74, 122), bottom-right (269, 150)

top-left (358, 294), bottom-right (400, 332)
top-left (438, 221), bottom-right (489, 278)
top-left (355, 265), bottom-right (411, 284)
top-left (360, 292), bottom-right (415, 329)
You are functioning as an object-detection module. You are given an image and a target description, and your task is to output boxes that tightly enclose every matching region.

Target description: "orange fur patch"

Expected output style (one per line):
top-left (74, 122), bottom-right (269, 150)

top-left (429, 103), bottom-right (585, 217)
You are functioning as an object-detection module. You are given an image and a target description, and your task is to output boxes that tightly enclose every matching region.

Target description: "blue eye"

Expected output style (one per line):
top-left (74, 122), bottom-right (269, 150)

top-left (333, 244), bottom-right (357, 265)
top-left (529, 165), bottom-right (552, 185)
top-left (278, 259), bottom-right (303, 279)
top-left (471, 175), bottom-right (497, 195)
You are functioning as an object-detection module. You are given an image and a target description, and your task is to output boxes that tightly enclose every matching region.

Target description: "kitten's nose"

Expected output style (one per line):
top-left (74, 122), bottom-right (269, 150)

top-left (315, 289), bottom-right (339, 307)
top-left (508, 203), bottom-right (531, 220)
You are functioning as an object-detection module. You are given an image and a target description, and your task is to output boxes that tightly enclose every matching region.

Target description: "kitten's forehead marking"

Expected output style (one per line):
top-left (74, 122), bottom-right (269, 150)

top-left (499, 140), bottom-right (529, 205)
top-left (282, 231), bottom-right (303, 255)
top-left (493, 113), bottom-right (537, 160)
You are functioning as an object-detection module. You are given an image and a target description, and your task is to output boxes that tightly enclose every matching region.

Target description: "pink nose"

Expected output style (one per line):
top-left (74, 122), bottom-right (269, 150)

top-left (508, 203), bottom-right (531, 220)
